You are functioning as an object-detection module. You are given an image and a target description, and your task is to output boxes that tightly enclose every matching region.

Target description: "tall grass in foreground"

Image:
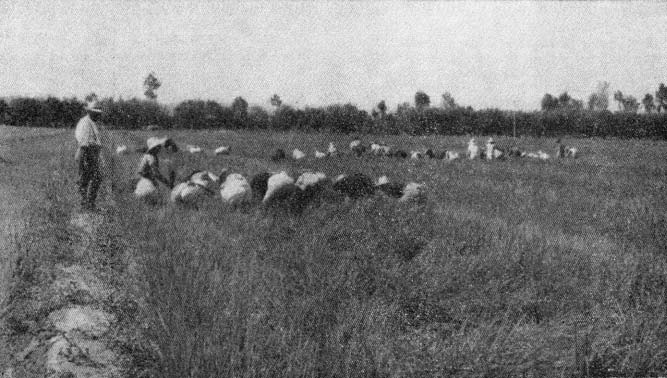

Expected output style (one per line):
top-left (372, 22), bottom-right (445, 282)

top-left (117, 188), bottom-right (667, 377)
top-left (105, 130), bottom-right (667, 377)
top-left (0, 216), bottom-right (21, 314)
top-left (1, 143), bottom-right (83, 338)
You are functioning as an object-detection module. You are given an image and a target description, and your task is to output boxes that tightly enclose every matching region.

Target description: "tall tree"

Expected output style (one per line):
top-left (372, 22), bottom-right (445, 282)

top-left (0, 99), bottom-right (8, 123)
top-left (232, 96), bottom-right (249, 119)
top-left (587, 94), bottom-right (598, 111)
top-left (613, 90), bottom-right (624, 111)
top-left (396, 102), bottom-right (412, 115)
top-left (270, 94), bottom-right (282, 109)
top-left (569, 98), bottom-right (584, 110)
top-left (377, 100), bottom-right (387, 118)
top-left (143, 72), bottom-right (162, 101)
top-left (656, 83), bottom-right (667, 113)
top-left (587, 81), bottom-right (609, 111)
top-left (642, 93), bottom-right (655, 113)
top-left (441, 92), bottom-right (458, 110)
top-left (84, 92), bottom-right (99, 104)
top-left (622, 96), bottom-right (639, 113)
top-left (414, 91), bottom-right (430, 109)
top-left (541, 93), bottom-right (558, 111)
top-left (558, 92), bottom-right (572, 107)
top-left (543, 92), bottom-right (582, 111)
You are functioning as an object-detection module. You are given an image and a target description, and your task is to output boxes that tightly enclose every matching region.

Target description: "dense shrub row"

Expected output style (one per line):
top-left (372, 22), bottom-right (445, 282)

top-left (2, 96), bottom-right (667, 138)
top-left (0, 97), bottom-right (84, 128)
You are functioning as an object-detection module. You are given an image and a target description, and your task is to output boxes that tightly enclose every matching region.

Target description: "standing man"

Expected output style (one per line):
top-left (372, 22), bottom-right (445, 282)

top-left (74, 102), bottom-right (107, 211)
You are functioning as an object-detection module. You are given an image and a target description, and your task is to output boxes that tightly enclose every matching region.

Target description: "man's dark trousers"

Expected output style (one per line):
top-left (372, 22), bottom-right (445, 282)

top-left (78, 145), bottom-right (102, 209)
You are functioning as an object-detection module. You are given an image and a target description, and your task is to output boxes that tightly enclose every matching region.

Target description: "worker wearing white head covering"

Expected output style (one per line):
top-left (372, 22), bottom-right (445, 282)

top-left (74, 102), bottom-right (108, 210)
top-left (134, 137), bottom-right (173, 203)
top-left (138, 137), bottom-right (172, 185)
top-left (485, 138), bottom-right (496, 160)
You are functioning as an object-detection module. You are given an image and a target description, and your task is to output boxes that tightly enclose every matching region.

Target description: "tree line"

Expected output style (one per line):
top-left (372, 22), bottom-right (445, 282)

top-left (2, 85), bottom-right (667, 139)
top-left (542, 81), bottom-right (667, 113)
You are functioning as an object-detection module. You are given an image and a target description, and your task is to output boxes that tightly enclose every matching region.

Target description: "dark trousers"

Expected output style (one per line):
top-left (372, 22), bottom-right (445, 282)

top-left (78, 145), bottom-right (102, 208)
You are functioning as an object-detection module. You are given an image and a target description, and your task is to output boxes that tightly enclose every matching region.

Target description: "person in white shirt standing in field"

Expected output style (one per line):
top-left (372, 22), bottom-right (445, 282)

top-left (74, 102), bottom-right (110, 211)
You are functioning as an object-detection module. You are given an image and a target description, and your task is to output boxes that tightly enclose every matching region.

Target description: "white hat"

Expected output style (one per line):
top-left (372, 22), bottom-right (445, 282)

top-left (146, 136), bottom-right (168, 152)
top-left (85, 102), bottom-right (102, 113)
top-left (190, 171), bottom-right (212, 188)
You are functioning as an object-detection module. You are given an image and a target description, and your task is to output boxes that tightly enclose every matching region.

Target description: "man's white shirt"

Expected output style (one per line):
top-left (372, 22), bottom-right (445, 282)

top-left (74, 114), bottom-right (102, 147)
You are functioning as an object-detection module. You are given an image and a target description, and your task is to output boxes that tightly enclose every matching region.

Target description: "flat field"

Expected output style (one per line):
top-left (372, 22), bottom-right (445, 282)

top-left (5, 126), bottom-right (667, 377)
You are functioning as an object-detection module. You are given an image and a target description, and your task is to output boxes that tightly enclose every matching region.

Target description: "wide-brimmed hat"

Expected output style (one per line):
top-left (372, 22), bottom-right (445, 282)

top-left (146, 136), bottom-right (168, 152)
top-left (85, 102), bottom-right (103, 113)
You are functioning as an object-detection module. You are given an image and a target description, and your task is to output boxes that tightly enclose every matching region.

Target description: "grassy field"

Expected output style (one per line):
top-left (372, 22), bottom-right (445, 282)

top-left (0, 126), bottom-right (79, 374)
top-left (0, 126), bottom-right (69, 312)
top-left (110, 129), bottom-right (667, 377)
top-left (4, 126), bottom-right (667, 377)
top-left (0, 126), bottom-right (155, 376)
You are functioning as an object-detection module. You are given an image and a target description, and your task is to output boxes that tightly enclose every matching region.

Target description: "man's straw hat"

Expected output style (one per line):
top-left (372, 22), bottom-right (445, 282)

top-left (85, 102), bottom-right (103, 113)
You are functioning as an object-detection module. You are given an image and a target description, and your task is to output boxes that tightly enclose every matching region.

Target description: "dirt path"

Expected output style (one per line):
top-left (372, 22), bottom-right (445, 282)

top-left (41, 211), bottom-right (123, 377)
top-left (2, 209), bottom-right (129, 377)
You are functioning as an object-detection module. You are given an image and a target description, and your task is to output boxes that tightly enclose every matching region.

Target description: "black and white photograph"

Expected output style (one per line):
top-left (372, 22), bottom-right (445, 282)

top-left (1, 1), bottom-right (666, 376)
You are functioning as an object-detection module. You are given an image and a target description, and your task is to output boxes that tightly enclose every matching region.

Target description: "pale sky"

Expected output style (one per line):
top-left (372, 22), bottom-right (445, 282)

top-left (1, 1), bottom-right (665, 111)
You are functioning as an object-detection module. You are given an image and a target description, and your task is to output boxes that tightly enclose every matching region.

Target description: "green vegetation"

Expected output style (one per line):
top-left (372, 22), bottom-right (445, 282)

top-left (3, 125), bottom-right (667, 377)
top-left (3, 82), bottom-right (667, 138)
top-left (0, 127), bottom-right (157, 376)
top-left (107, 129), bottom-right (667, 377)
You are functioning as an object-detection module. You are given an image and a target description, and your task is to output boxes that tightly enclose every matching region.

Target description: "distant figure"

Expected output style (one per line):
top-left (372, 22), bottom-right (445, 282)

top-left (295, 172), bottom-right (328, 190)
top-left (332, 172), bottom-right (375, 199)
top-left (467, 138), bottom-right (480, 160)
top-left (219, 173), bottom-right (252, 206)
top-left (186, 145), bottom-right (203, 154)
top-left (485, 138), bottom-right (496, 160)
top-left (375, 175), bottom-right (405, 198)
top-left (214, 146), bottom-right (230, 155)
top-left (410, 151), bottom-right (424, 159)
top-left (74, 102), bottom-right (110, 211)
top-left (446, 151), bottom-right (460, 160)
top-left (292, 148), bottom-right (306, 160)
top-left (263, 171), bottom-right (295, 203)
top-left (399, 182), bottom-right (427, 203)
top-left (555, 139), bottom-right (566, 158)
top-left (271, 148), bottom-right (286, 162)
top-left (371, 143), bottom-right (391, 156)
top-left (327, 142), bottom-right (337, 155)
top-left (170, 170), bottom-right (217, 207)
top-left (350, 140), bottom-right (366, 156)
top-left (392, 149), bottom-right (408, 159)
top-left (508, 147), bottom-right (523, 157)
